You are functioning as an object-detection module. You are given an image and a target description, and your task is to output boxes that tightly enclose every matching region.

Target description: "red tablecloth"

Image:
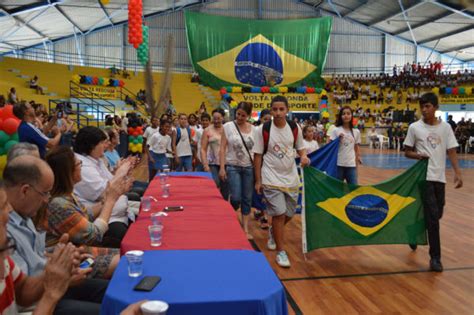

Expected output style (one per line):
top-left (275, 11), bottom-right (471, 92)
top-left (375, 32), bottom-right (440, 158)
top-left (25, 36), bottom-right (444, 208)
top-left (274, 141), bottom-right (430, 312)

top-left (120, 175), bottom-right (253, 254)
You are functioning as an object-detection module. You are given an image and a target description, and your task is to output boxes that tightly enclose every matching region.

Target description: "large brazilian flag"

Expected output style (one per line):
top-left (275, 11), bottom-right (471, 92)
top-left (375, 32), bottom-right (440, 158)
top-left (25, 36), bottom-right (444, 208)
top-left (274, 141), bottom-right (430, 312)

top-left (302, 160), bottom-right (428, 252)
top-left (184, 11), bottom-right (332, 89)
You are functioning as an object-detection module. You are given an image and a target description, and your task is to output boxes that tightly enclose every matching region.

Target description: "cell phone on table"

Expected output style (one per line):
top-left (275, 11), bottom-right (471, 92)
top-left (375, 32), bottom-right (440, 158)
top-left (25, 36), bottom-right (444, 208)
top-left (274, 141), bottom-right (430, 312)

top-left (164, 206), bottom-right (184, 212)
top-left (134, 276), bottom-right (161, 292)
top-left (79, 258), bottom-right (94, 269)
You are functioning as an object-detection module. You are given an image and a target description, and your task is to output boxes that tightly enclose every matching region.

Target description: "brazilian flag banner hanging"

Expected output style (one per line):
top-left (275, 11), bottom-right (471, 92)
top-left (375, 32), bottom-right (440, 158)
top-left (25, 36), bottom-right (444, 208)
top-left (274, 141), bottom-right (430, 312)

top-left (302, 160), bottom-right (428, 253)
top-left (184, 11), bottom-right (332, 89)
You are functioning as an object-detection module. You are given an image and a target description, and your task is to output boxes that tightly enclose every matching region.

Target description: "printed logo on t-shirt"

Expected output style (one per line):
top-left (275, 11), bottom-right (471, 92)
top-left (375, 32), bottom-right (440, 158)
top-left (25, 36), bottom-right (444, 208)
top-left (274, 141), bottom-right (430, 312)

top-left (272, 143), bottom-right (292, 159)
top-left (232, 137), bottom-right (254, 160)
top-left (426, 133), bottom-right (441, 149)
top-left (342, 134), bottom-right (354, 147)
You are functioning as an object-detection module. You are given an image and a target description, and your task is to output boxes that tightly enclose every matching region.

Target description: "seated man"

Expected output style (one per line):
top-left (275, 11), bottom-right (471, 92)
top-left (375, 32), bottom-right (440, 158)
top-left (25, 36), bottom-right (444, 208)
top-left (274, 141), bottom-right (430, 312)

top-left (4, 156), bottom-right (108, 315)
top-left (367, 127), bottom-right (379, 148)
top-left (109, 65), bottom-right (120, 77)
top-left (29, 75), bottom-right (44, 95)
top-left (122, 68), bottom-right (131, 79)
top-left (13, 101), bottom-right (62, 158)
top-left (0, 182), bottom-right (76, 315)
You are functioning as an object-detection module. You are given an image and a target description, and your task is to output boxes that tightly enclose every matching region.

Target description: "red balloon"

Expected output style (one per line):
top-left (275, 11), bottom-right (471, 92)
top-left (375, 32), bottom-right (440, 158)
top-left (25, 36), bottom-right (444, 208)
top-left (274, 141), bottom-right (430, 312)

top-left (136, 126), bottom-right (143, 133)
top-left (2, 105), bottom-right (15, 120)
top-left (119, 80), bottom-right (125, 87)
top-left (0, 118), bottom-right (3, 130)
top-left (3, 118), bottom-right (20, 135)
top-left (128, 127), bottom-right (134, 134)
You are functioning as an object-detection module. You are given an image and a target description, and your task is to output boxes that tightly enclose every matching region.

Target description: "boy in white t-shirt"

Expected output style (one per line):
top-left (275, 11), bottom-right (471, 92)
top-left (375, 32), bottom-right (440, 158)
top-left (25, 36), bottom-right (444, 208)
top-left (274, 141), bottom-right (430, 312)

top-left (172, 113), bottom-right (194, 171)
top-left (404, 92), bottom-right (463, 272)
top-left (148, 119), bottom-right (172, 175)
top-left (254, 96), bottom-right (310, 268)
top-left (143, 117), bottom-right (160, 180)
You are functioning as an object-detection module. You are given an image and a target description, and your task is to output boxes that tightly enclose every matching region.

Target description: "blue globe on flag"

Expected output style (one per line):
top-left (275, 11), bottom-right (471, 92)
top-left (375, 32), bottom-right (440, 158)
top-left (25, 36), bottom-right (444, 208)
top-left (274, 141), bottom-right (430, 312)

top-left (234, 43), bottom-right (283, 87)
top-left (345, 194), bottom-right (389, 228)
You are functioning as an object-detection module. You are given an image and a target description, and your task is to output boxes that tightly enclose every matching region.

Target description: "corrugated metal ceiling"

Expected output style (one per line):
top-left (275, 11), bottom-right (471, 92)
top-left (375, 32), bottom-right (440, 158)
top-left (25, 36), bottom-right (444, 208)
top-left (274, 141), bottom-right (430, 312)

top-left (0, 0), bottom-right (472, 62)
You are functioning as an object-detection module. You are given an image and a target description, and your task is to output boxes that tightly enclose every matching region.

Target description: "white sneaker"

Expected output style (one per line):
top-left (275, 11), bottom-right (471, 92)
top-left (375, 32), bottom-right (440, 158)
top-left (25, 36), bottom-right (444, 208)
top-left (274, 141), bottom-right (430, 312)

top-left (276, 250), bottom-right (291, 268)
top-left (267, 227), bottom-right (276, 250)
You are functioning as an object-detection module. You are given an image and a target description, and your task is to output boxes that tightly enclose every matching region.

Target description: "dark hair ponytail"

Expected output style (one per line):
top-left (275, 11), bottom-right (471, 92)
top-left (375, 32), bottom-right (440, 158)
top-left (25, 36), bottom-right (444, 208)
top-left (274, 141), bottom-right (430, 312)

top-left (236, 102), bottom-right (252, 116)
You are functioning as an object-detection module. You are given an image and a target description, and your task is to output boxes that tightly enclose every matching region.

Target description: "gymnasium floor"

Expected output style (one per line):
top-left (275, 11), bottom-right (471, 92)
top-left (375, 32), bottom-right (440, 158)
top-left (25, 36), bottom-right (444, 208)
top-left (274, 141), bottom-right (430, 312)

top-left (134, 148), bottom-right (474, 314)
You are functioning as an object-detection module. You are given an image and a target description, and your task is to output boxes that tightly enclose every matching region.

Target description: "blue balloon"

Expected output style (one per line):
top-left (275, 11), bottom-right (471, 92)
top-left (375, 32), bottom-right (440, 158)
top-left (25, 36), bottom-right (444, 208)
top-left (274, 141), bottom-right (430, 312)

top-left (223, 93), bottom-right (230, 99)
top-left (296, 87), bottom-right (306, 93)
top-left (251, 87), bottom-right (261, 93)
top-left (445, 87), bottom-right (452, 95)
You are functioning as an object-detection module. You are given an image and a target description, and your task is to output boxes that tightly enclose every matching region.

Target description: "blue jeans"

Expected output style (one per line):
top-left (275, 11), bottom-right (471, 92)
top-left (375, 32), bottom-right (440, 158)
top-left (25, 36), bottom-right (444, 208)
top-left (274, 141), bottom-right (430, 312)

top-left (176, 155), bottom-right (192, 171)
top-left (210, 164), bottom-right (229, 200)
top-left (226, 165), bottom-right (254, 215)
top-left (337, 166), bottom-right (358, 185)
top-left (150, 152), bottom-right (169, 172)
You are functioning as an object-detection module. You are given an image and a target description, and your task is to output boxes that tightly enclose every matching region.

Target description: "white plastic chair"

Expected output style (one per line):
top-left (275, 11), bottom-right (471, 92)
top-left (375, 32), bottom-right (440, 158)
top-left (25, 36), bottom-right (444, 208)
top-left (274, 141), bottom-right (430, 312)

top-left (378, 135), bottom-right (390, 150)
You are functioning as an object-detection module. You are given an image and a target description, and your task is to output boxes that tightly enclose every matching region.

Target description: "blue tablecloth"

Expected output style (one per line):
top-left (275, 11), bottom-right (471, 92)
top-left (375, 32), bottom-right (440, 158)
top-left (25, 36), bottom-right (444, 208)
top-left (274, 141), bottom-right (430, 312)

top-left (167, 171), bottom-right (213, 179)
top-left (101, 250), bottom-right (288, 315)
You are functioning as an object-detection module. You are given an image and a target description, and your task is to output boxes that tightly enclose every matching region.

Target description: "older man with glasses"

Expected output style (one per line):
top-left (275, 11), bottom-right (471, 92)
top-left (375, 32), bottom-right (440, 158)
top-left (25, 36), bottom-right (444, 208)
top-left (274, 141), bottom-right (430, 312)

top-left (3, 155), bottom-right (109, 315)
top-left (0, 179), bottom-right (77, 315)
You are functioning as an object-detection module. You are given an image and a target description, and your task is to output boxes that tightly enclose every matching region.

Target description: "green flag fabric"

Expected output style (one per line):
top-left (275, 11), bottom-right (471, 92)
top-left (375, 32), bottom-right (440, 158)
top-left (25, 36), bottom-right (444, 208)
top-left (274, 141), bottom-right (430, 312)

top-left (184, 11), bottom-right (332, 89)
top-left (302, 160), bottom-right (428, 252)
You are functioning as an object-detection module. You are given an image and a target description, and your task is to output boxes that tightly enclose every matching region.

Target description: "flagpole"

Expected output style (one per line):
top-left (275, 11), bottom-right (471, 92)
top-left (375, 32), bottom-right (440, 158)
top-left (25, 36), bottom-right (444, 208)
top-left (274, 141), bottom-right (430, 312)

top-left (300, 165), bottom-right (308, 259)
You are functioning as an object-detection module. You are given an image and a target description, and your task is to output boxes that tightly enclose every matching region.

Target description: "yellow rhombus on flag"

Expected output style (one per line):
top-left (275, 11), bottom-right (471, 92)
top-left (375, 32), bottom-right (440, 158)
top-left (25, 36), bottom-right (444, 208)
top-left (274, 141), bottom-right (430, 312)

top-left (317, 186), bottom-right (416, 236)
top-left (197, 34), bottom-right (317, 86)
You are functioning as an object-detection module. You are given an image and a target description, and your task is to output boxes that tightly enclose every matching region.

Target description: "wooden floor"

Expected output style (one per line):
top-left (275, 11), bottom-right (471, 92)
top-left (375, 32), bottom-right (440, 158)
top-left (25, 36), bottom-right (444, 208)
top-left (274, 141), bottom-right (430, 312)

top-left (134, 148), bottom-right (474, 315)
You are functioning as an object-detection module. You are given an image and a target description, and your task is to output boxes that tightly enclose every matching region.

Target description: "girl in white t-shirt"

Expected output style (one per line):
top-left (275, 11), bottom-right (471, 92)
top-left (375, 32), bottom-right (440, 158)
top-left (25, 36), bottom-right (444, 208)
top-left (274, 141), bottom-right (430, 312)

top-left (302, 125), bottom-right (319, 154)
top-left (329, 106), bottom-right (362, 185)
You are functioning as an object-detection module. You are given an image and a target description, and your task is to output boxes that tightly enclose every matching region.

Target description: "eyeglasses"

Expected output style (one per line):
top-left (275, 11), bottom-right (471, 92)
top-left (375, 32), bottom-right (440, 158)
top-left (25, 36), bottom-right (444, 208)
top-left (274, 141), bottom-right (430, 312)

top-left (30, 185), bottom-right (51, 200)
top-left (0, 238), bottom-right (16, 256)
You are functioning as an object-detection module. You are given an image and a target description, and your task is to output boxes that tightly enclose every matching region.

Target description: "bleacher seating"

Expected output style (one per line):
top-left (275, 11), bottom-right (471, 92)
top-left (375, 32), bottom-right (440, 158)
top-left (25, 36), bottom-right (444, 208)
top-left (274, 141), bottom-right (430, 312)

top-left (0, 57), bottom-right (217, 118)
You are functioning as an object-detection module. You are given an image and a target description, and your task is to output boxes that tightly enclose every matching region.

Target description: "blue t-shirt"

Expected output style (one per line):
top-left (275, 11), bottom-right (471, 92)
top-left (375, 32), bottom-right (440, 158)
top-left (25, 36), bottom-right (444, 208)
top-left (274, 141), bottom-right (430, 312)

top-left (18, 121), bottom-right (49, 158)
top-left (104, 149), bottom-right (120, 170)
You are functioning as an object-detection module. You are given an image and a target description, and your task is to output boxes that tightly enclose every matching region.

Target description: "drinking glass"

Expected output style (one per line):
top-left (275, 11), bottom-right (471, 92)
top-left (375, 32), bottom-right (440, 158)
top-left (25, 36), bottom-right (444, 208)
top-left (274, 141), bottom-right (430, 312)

top-left (148, 225), bottom-right (163, 247)
top-left (162, 184), bottom-right (170, 198)
top-left (125, 250), bottom-right (144, 277)
top-left (142, 196), bottom-right (152, 212)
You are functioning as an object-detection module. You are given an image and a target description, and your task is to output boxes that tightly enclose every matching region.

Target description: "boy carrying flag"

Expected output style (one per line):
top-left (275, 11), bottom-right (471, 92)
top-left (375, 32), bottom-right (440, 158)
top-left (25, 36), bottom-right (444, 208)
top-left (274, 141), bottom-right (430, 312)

top-left (254, 96), bottom-right (310, 268)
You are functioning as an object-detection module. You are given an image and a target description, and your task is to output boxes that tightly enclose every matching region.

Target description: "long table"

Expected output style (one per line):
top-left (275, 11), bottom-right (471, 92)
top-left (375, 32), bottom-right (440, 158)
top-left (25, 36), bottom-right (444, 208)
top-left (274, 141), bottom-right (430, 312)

top-left (106, 174), bottom-right (287, 315)
top-left (120, 175), bottom-right (253, 254)
top-left (101, 250), bottom-right (288, 315)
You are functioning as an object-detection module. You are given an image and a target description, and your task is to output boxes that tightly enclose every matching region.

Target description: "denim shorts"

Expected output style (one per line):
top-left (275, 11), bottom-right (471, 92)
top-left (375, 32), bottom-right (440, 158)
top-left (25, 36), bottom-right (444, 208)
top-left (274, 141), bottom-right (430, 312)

top-left (177, 155), bottom-right (192, 171)
top-left (149, 151), bottom-right (169, 171)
